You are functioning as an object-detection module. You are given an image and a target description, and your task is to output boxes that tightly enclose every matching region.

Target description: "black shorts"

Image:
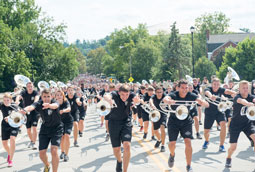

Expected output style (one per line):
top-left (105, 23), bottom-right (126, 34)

top-left (229, 121), bottom-right (255, 143)
top-left (132, 107), bottom-right (138, 114)
top-left (39, 124), bottom-right (63, 150)
top-left (105, 114), bottom-right (110, 120)
top-left (137, 106), bottom-right (142, 119)
top-left (71, 111), bottom-right (79, 122)
top-left (79, 111), bottom-right (86, 121)
top-left (63, 122), bottom-right (73, 135)
top-left (1, 123), bottom-right (19, 140)
top-left (204, 111), bottom-right (226, 129)
top-left (142, 112), bottom-right (149, 122)
top-left (108, 119), bottom-right (132, 148)
top-left (225, 109), bottom-right (232, 119)
top-left (153, 114), bottom-right (167, 130)
top-left (167, 119), bottom-right (193, 141)
top-left (26, 111), bottom-right (39, 128)
top-left (189, 107), bottom-right (198, 118)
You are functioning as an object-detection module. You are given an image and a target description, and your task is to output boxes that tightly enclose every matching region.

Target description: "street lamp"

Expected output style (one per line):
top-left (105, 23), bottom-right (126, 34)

top-left (190, 26), bottom-right (195, 78)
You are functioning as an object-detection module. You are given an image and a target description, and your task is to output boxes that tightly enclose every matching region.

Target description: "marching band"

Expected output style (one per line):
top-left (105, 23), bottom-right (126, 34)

top-left (0, 69), bottom-right (255, 172)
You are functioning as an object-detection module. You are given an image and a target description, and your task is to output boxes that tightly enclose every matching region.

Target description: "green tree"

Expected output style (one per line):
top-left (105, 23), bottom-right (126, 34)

top-left (218, 38), bottom-right (255, 81)
top-left (87, 47), bottom-right (107, 75)
top-left (195, 56), bottom-right (217, 82)
top-left (194, 12), bottom-right (230, 60)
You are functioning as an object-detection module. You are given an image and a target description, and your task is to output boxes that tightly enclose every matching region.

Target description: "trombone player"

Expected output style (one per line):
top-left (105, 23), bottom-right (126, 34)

top-left (164, 80), bottom-right (209, 172)
top-left (225, 80), bottom-right (255, 168)
top-left (203, 78), bottom-right (236, 152)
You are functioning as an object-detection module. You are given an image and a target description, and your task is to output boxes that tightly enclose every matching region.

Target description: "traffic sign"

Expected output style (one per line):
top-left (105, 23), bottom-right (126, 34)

top-left (129, 77), bottom-right (134, 82)
top-left (109, 78), bottom-right (113, 83)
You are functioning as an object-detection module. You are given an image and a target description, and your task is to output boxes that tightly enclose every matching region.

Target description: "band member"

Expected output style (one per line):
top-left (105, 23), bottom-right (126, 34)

top-left (76, 88), bottom-right (87, 137)
top-left (0, 93), bottom-right (20, 167)
top-left (203, 78), bottom-right (236, 151)
top-left (193, 78), bottom-right (203, 125)
top-left (66, 86), bottom-right (82, 147)
top-left (140, 86), bottom-right (155, 140)
top-left (104, 85), bottom-right (140, 172)
top-left (16, 82), bottom-right (39, 150)
top-left (56, 90), bottom-right (73, 162)
top-left (137, 86), bottom-right (146, 132)
top-left (22, 89), bottom-right (63, 172)
top-left (149, 86), bottom-right (167, 152)
top-left (188, 83), bottom-right (202, 139)
top-left (97, 84), bottom-right (109, 127)
top-left (165, 80), bottom-right (209, 171)
top-left (225, 80), bottom-right (255, 168)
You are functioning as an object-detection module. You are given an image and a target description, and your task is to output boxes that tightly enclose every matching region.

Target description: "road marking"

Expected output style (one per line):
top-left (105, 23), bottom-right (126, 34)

top-left (132, 131), bottom-right (167, 172)
top-left (134, 128), bottom-right (182, 172)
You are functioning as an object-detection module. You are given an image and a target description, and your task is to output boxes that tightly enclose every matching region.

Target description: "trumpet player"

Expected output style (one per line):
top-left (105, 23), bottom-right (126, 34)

top-left (164, 80), bottom-right (209, 172)
top-left (225, 80), bottom-right (255, 168)
top-left (103, 84), bottom-right (140, 172)
top-left (203, 78), bottom-right (236, 152)
top-left (0, 93), bottom-right (20, 167)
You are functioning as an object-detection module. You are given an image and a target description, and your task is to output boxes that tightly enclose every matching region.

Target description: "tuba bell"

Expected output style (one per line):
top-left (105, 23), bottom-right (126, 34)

top-left (49, 80), bottom-right (58, 88)
top-left (240, 106), bottom-right (255, 121)
top-left (8, 111), bottom-right (27, 128)
top-left (38, 81), bottom-right (50, 91)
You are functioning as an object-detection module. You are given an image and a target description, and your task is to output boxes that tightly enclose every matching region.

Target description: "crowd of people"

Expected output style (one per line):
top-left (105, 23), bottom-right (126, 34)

top-left (0, 74), bottom-right (255, 172)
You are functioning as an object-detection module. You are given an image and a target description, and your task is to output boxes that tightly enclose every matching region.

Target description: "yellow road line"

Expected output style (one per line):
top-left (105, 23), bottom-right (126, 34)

top-left (132, 131), bottom-right (167, 172)
top-left (134, 128), bottom-right (182, 172)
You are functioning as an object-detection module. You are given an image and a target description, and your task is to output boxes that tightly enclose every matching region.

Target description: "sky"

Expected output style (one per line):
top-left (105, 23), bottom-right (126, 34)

top-left (35, 0), bottom-right (255, 43)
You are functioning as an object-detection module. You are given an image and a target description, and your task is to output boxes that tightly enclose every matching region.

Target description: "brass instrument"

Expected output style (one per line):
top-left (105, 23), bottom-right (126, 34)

top-left (49, 80), bottom-right (58, 88)
top-left (96, 99), bottom-right (117, 116)
top-left (8, 105), bottom-right (27, 128)
top-left (204, 96), bottom-right (233, 112)
top-left (240, 106), bottom-right (255, 121)
top-left (13, 74), bottom-right (31, 96)
top-left (38, 81), bottom-right (50, 91)
top-left (140, 103), bottom-right (169, 122)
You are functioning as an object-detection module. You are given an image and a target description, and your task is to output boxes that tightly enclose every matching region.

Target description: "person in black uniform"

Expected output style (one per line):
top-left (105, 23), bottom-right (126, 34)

top-left (97, 84), bottom-right (109, 127)
top-left (56, 90), bottom-right (72, 162)
top-left (188, 83), bottom-right (202, 139)
top-left (22, 89), bottom-right (63, 172)
top-left (165, 80), bottom-right (208, 172)
top-left (140, 86), bottom-right (155, 140)
top-left (193, 78), bottom-right (203, 125)
top-left (149, 86), bottom-right (167, 152)
top-left (1, 93), bottom-right (20, 167)
top-left (76, 88), bottom-right (87, 137)
top-left (203, 78), bottom-right (236, 152)
top-left (16, 82), bottom-right (39, 150)
top-left (225, 80), bottom-right (255, 168)
top-left (66, 86), bottom-right (82, 147)
top-left (137, 86), bottom-right (146, 131)
top-left (104, 84), bottom-right (140, 172)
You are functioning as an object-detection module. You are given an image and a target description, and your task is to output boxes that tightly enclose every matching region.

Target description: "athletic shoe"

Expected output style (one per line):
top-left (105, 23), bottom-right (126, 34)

top-left (196, 133), bottom-right (202, 139)
top-left (79, 131), bottom-right (83, 137)
top-left (28, 141), bottom-right (33, 148)
top-left (217, 126), bottom-right (221, 131)
top-left (154, 140), bottom-right (161, 148)
top-left (116, 160), bottom-right (122, 172)
top-left (250, 139), bottom-right (254, 147)
top-left (8, 160), bottom-right (13, 167)
top-left (64, 155), bottom-right (69, 162)
top-left (7, 155), bottom-right (10, 162)
top-left (18, 129), bottom-right (22, 134)
top-left (74, 141), bottom-right (79, 147)
top-left (226, 132), bottom-right (230, 138)
top-left (160, 145), bottom-right (165, 152)
top-left (151, 136), bottom-right (157, 141)
top-left (225, 158), bottom-right (232, 168)
top-left (60, 152), bottom-right (65, 159)
top-left (105, 133), bottom-right (110, 142)
top-left (199, 121), bottom-right (202, 125)
top-left (190, 135), bottom-right (194, 140)
top-left (139, 126), bottom-right (143, 132)
top-left (168, 154), bottom-right (175, 168)
top-left (44, 165), bottom-right (50, 172)
top-left (202, 141), bottom-right (209, 149)
top-left (219, 145), bottom-right (226, 152)
top-left (186, 165), bottom-right (193, 172)
top-left (32, 143), bottom-right (37, 150)
top-left (143, 133), bottom-right (147, 139)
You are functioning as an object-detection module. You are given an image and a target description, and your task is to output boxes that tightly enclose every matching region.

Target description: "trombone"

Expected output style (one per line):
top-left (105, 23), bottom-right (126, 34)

top-left (140, 103), bottom-right (169, 122)
top-left (96, 99), bottom-right (117, 116)
top-left (240, 106), bottom-right (255, 121)
top-left (204, 96), bottom-right (233, 112)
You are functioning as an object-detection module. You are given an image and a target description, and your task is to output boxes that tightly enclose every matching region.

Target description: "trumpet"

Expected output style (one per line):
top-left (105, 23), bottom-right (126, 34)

top-left (96, 99), bottom-right (117, 116)
top-left (159, 101), bottom-right (198, 120)
top-left (240, 106), bottom-right (255, 121)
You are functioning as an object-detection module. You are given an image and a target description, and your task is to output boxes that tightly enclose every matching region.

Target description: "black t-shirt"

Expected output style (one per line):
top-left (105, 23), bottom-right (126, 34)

top-left (193, 84), bottom-right (200, 93)
top-left (0, 103), bottom-right (19, 127)
top-left (141, 93), bottom-right (152, 114)
top-left (21, 90), bottom-right (39, 107)
top-left (169, 91), bottom-right (198, 121)
top-left (66, 94), bottom-right (79, 114)
top-left (59, 100), bottom-right (73, 122)
top-left (32, 99), bottom-right (61, 127)
top-left (77, 97), bottom-right (85, 113)
top-left (205, 87), bottom-right (226, 112)
top-left (110, 91), bottom-right (135, 121)
top-left (232, 94), bottom-right (255, 126)
top-left (151, 93), bottom-right (166, 112)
